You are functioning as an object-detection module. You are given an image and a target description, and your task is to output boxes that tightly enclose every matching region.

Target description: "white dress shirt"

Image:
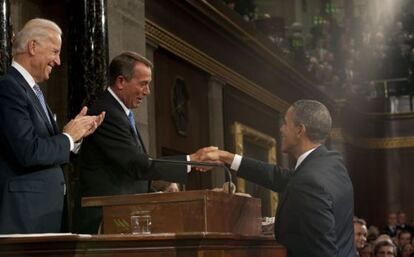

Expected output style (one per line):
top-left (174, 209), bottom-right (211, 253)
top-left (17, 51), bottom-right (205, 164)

top-left (230, 146), bottom-right (320, 171)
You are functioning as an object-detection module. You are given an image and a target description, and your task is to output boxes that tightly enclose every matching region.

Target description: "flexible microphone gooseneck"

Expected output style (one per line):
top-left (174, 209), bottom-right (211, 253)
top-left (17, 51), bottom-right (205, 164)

top-left (148, 158), bottom-right (235, 194)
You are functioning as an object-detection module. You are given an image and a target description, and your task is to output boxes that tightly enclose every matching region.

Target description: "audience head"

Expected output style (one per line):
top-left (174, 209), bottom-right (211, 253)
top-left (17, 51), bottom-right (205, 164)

top-left (374, 240), bottom-right (397, 257)
top-left (359, 243), bottom-right (373, 257)
top-left (398, 230), bottom-right (412, 248)
top-left (368, 225), bottom-right (380, 243)
top-left (388, 213), bottom-right (398, 227)
top-left (108, 51), bottom-right (153, 109)
top-left (402, 243), bottom-right (414, 257)
top-left (354, 217), bottom-right (368, 249)
top-left (12, 18), bottom-right (62, 83)
top-left (398, 212), bottom-right (407, 226)
top-left (375, 234), bottom-right (394, 245)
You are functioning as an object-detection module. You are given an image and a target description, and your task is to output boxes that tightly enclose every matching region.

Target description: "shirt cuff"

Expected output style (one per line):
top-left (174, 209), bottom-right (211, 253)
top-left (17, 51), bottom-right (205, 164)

top-left (72, 140), bottom-right (82, 154)
top-left (186, 155), bottom-right (191, 173)
top-left (230, 154), bottom-right (242, 171)
top-left (62, 133), bottom-right (74, 152)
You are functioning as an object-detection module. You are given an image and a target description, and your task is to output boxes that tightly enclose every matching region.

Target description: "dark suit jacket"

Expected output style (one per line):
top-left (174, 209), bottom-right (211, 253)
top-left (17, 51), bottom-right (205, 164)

top-left (381, 225), bottom-right (397, 237)
top-left (74, 90), bottom-right (188, 233)
top-left (238, 145), bottom-right (355, 257)
top-left (0, 67), bottom-right (69, 234)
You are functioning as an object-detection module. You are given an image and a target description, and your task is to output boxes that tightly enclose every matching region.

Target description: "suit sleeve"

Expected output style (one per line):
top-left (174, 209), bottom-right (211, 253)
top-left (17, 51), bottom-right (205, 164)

top-left (237, 157), bottom-right (293, 192)
top-left (0, 78), bottom-right (70, 169)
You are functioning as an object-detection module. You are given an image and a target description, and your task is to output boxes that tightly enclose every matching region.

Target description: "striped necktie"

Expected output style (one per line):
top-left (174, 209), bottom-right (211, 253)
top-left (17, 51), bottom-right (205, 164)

top-left (33, 84), bottom-right (51, 124)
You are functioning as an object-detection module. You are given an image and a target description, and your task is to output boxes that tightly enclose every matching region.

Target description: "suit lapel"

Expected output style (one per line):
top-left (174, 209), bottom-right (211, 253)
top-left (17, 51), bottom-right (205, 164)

top-left (293, 145), bottom-right (327, 175)
top-left (105, 90), bottom-right (147, 154)
top-left (9, 67), bottom-right (55, 135)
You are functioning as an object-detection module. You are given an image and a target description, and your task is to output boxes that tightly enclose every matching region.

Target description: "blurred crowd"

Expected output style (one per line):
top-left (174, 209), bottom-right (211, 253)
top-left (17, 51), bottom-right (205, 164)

top-left (223, 0), bottom-right (414, 100)
top-left (355, 211), bottom-right (414, 257)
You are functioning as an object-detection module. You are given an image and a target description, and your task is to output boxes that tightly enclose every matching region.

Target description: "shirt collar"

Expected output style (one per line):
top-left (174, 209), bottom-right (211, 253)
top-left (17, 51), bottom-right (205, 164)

top-left (12, 61), bottom-right (36, 89)
top-left (294, 146), bottom-right (320, 170)
top-left (107, 86), bottom-right (131, 116)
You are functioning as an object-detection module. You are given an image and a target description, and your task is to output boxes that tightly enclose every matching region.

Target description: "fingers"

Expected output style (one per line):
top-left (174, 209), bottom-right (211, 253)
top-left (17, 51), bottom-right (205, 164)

top-left (75, 106), bottom-right (88, 119)
top-left (63, 112), bottom-right (106, 141)
top-left (96, 112), bottom-right (105, 126)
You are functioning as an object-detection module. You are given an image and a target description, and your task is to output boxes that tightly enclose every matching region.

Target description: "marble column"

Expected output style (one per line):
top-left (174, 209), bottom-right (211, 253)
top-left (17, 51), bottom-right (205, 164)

top-left (107, 0), bottom-right (147, 146)
top-left (0, 0), bottom-right (11, 75)
top-left (145, 42), bottom-right (158, 156)
top-left (208, 76), bottom-right (226, 188)
top-left (67, 0), bottom-right (108, 117)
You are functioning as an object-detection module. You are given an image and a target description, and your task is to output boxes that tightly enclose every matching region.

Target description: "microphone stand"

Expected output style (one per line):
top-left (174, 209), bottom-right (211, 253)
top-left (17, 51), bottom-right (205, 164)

top-left (148, 158), bottom-right (235, 194)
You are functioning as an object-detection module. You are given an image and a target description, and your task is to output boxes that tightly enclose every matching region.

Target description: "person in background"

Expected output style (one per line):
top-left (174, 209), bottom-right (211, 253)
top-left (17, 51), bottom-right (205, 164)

top-left (373, 240), bottom-right (397, 257)
top-left (382, 213), bottom-right (398, 238)
top-left (355, 217), bottom-right (368, 256)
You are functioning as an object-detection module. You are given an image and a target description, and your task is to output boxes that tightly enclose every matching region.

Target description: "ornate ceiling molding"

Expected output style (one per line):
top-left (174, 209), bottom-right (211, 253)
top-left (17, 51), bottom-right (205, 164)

top-left (330, 128), bottom-right (414, 149)
top-left (145, 19), bottom-right (289, 112)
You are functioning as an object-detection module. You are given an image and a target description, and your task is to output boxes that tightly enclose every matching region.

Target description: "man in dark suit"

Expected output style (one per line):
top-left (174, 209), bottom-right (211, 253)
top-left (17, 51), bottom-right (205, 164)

top-left (74, 51), bottom-right (214, 234)
top-left (0, 18), bottom-right (104, 234)
top-left (382, 212), bottom-right (398, 237)
top-left (197, 100), bottom-right (355, 257)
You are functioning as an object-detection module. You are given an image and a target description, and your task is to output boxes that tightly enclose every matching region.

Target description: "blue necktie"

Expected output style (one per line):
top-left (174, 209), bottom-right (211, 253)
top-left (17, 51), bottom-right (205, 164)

top-left (33, 84), bottom-right (51, 124)
top-left (128, 111), bottom-right (138, 138)
top-left (128, 111), bottom-right (143, 151)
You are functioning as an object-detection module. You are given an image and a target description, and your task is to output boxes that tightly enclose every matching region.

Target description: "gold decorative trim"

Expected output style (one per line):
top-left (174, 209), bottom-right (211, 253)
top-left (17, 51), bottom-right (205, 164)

top-left (330, 128), bottom-right (414, 149)
top-left (344, 135), bottom-right (414, 149)
top-left (145, 20), bottom-right (289, 112)
top-left (233, 122), bottom-right (278, 216)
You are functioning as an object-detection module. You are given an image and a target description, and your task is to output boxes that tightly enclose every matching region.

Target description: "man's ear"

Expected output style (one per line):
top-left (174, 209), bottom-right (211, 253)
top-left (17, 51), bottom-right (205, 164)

top-left (114, 75), bottom-right (126, 90)
top-left (27, 40), bottom-right (36, 55)
top-left (297, 123), bottom-right (306, 138)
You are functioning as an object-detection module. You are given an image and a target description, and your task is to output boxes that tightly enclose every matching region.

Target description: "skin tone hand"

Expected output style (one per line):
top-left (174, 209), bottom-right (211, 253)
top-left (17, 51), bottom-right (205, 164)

top-left (189, 146), bottom-right (220, 171)
top-left (189, 147), bottom-right (236, 172)
top-left (62, 106), bottom-right (105, 142)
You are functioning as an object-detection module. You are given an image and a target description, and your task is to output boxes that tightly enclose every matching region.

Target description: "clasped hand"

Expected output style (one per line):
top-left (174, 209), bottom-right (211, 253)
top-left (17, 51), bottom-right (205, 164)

top-left (63, 106), bottom-right (105, 142)
top-left (189, 146), bottom-right (235, 172)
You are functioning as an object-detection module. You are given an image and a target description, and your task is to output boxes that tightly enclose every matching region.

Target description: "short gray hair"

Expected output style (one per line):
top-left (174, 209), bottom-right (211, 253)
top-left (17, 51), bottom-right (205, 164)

top-left (291, 100), bottom-right (332, 143)
top-left (12, 18), bottom-right (62, 55)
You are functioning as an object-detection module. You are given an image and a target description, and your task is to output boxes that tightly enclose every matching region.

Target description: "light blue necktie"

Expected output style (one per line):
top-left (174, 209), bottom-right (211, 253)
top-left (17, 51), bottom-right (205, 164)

top-left (128, 111), bottom-right (138, 138)
top-left (33, 84), bottom-right (51, 124)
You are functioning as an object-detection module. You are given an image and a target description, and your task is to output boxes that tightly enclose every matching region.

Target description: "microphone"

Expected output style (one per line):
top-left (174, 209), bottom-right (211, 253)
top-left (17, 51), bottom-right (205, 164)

top-left (147, 157), bottom-right (235, 194)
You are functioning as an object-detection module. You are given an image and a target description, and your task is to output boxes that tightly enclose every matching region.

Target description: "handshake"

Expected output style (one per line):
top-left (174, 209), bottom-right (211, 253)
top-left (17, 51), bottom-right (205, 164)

top-left (188, 146), bottom-right (236, 172)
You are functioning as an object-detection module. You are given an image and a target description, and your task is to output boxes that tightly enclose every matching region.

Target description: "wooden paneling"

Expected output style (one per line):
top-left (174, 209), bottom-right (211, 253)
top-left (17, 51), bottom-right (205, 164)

top-left (223, 86), bottom-right (281, 217)
top-left (146, 0), bottom-right (335, 112)
top-left (154, 49), bottom-right (211, 190)
top-left (342, 101), bottom-right (414, 226)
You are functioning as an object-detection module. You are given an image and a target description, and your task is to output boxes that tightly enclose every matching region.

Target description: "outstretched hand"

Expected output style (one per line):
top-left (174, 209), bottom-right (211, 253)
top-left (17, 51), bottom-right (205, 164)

top-left (189, 146), bottom-right (235, 172)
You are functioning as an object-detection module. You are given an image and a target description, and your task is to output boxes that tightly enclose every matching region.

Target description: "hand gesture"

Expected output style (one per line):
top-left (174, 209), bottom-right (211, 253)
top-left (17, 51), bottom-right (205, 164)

top-left (63, 106), bottom-right (105, 142)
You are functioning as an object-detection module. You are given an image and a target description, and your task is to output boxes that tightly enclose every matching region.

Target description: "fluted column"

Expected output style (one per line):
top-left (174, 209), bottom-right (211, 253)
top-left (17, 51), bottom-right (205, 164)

top-left (67, 0), bottom-right (108, 117)
top-left (0, 0), bottom-right (11, 75)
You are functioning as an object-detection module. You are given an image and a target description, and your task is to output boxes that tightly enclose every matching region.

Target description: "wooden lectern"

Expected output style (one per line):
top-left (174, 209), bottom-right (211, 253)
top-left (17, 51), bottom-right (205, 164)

top-left (82, 190), bottom-right (262, 235)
